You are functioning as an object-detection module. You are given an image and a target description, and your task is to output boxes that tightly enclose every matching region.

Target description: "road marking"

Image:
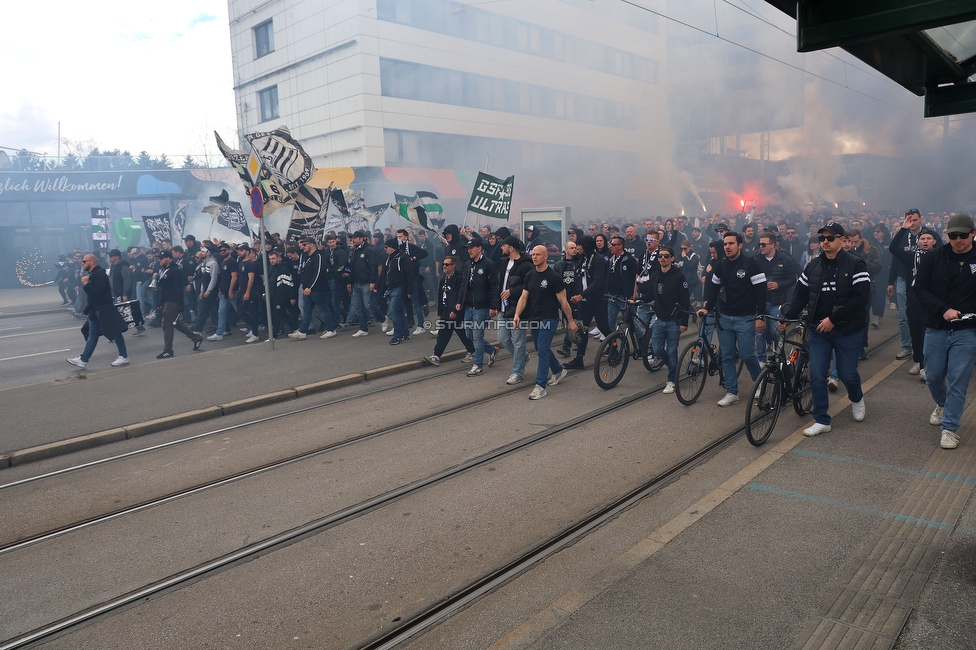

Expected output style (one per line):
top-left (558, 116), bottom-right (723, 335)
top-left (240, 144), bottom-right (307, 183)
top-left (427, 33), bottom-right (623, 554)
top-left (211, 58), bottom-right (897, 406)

top-left (0, 327), bottom-right (23, 333)
top-left (0, 327), bottom-right (77, 339)
top-left (0, 349), bottom-right (71, 362)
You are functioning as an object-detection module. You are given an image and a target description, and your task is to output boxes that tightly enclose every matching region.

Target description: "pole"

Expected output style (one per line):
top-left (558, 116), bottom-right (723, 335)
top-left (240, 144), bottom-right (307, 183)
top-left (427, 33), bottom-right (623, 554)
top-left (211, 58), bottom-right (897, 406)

top-left (260, 222), bottom-right (274, 350)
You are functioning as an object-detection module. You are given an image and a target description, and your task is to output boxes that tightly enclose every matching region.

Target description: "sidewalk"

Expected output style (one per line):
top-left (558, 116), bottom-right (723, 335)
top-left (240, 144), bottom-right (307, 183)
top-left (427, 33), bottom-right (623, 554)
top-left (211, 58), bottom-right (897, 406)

top-left (0, 286), bottom-right (66, 318)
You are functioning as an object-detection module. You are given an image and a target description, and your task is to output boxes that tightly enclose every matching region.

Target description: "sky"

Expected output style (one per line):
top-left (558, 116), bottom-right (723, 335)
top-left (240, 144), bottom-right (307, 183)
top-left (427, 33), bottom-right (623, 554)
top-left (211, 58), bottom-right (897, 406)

top-left (0, 0), bottom-right (237, 164)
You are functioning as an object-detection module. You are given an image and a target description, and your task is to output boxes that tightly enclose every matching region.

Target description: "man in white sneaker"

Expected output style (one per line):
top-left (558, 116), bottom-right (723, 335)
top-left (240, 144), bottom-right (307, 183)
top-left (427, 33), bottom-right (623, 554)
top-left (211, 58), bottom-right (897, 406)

top-left (914, 213), bottom-right (976, 450)
top-left (67, 254), bottom-right (130, 369)
top-left (782, 222), bottom-right (871, 436)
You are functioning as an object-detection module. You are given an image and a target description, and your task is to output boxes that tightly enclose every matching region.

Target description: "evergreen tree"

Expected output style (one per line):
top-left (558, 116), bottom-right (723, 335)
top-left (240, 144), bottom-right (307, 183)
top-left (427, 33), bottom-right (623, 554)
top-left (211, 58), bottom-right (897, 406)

top-left (82, 147), bottom-right (102, 170)
top-left (181, 154), bottom-right (199, 169)
top-left (157, 154), bottom-right (173, 169)
top-left (119, 150), bottom-right (135, 169)
top-left (136, 150), bottom-right (153, 169)
top-left (61, 153), bottom-right (81, 170)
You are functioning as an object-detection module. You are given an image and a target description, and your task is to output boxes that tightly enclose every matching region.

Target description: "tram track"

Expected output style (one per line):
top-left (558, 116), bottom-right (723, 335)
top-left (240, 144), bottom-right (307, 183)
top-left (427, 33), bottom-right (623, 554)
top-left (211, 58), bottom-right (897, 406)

top-left (1, 331), bottom-right (900, 650)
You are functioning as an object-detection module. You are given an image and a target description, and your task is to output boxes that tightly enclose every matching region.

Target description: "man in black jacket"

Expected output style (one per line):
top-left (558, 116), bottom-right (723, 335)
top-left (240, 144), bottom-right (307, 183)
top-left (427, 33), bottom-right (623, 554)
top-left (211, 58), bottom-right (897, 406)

top-left (268, 248), bottom-right (299, 338)
top-left (649, 246), bottom-right (691, 393)
top-left (424, 255), bottom-right (475, 365)
top-left (154, 250), bottom-right (203, 358)
top-left (346, 231), bottom-right (384, 337)
top-left (571, 236), bottom-right (610, 365)
top-left (378, 238), bottom-right (414, 344)
top-left (458, 234), bottom-right (500, 376)
top-left (497, 236), bottom-right (534, 382)
top-left (914, 213), bottom-right (976, 450)
top-left (783, 222), bottom-right (870, 436)
top-left (67, 254), bottom-right (130, 369)
top-left (756, 231), bottom-right (798, 361)
top-left (291, 236), bottom-right (336, 340)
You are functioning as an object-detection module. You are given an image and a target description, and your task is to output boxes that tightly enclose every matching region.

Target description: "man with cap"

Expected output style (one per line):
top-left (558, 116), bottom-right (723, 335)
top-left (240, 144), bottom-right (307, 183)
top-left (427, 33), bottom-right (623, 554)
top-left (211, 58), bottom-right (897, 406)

top-left (107, 249), bottom-right (133, 303)
top-left (346, 230), bottom-right (384, 337)
top-left (153, 249), bottom-right (203, 358)
top-left (236, 243), bottom-right (263, 343)
top-left (290, 236), bottom-right (336, 340)
top-left (496, 235), bottom-right (534, 383)
top-left (888, 209), bottom-right (923, 359)
top-left (207, 243), bottom-right (239, 340)
top-left (782, 222), bottom-right (871, 436)
top-left (193, 245), bottom-right (220, 335)
top-left (458, 234), bottom-right (500, 376)
top-left (377, 237), bottom-right (413, 344)
top-left (914, 213), bottom-right (976, 449)
top-left (67, 253), bottom-right (130, 369)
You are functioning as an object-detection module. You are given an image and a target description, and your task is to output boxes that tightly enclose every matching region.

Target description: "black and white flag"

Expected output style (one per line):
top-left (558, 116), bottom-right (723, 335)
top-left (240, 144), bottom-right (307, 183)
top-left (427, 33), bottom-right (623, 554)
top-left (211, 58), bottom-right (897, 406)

top-left (142, 213), bottom-right (172, 244)
top-left (467, 172), bottom-right (515, 219)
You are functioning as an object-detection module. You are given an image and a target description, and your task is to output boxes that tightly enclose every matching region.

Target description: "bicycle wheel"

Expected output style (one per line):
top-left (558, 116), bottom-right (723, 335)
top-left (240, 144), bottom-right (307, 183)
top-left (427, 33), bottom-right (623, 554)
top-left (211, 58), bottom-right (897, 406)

top-left (745, 366), bottom-right (782, 446)
top-left (676, 339), bottom-right (707, 406)
top-left (640, 330), bottom-right (664, 372)
top-left (594, 331), bottom-right (630, 389)
top-left (791, 352), bottom-right (813, 416)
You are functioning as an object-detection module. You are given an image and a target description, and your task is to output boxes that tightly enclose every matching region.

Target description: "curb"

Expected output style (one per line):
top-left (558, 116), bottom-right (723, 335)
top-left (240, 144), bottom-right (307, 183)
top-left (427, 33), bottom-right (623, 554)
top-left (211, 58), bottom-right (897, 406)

top-left (0, 346), bottom-right (478, 470)
top-left (0, 308), bottom-right (67, 320)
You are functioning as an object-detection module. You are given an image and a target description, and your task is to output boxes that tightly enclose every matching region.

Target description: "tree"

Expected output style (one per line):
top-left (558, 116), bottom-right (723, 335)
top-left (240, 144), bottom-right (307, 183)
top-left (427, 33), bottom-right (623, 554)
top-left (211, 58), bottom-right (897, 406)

top-left (136, 151), bottom-right (153, 169)
top-left (14, 150), bottom-right (43, 171)
top-left (61, 153), bottom-right (81, 170)
top-left (181, 154), bottom-right (199, 169)
top-left (118, 150), bottom-right (135, 169)
top-left (157, 154), bottom-right (173, 169)
top-left (82, 147), bottom-right (102, 170)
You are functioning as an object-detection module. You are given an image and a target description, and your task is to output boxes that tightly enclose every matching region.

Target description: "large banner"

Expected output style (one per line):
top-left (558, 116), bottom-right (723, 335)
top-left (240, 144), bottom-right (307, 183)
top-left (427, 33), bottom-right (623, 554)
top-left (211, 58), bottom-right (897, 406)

top-left (286, 182), bottom-right (333, 242)
top-left (142, 213), bottom-right (172, 244)
top-left (467, 172), bottom-right (515, 219)
top-left (214, 131), bottom-right (295, 215)
top-left (91, 207), bottom-right (110, 252)
top-left (202, 190), bottom-right (251, 240)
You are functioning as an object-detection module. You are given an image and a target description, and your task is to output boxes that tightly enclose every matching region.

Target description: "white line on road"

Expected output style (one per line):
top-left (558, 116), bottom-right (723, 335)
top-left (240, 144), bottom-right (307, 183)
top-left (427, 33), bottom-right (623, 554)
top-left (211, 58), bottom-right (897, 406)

top-left (0, 349), bottom-right (71, 362)
top-left (0, 326), bottom-right (78, 339)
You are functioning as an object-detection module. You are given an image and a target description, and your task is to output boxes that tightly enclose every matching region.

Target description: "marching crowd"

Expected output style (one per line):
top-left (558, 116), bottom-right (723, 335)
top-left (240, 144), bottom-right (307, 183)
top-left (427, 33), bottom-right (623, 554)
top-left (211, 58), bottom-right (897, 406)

top-left (58, 207), bottom-right (976, 447)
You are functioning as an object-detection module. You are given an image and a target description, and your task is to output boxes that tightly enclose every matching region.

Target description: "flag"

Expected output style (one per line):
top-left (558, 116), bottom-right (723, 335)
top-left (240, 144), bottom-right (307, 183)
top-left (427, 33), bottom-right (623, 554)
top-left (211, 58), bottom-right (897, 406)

top-left (173, 203), bottom-right (187, 240)
top-left (202, 190), bottom-right (251, 239)
top-left (214, 130), bottom-right (297, 214)
top-left (467, 172), bottom-right (515, 219)
top-left (142, 213), bottom-right (172, 244)
top-left (347, 190), bottom-right (389, 233)
top-left (395, 192), bottom-right (438, 230)
top-left (245, 127), bottom-right (314, 195)
top-left (286, 182), bottom-right (333, 242)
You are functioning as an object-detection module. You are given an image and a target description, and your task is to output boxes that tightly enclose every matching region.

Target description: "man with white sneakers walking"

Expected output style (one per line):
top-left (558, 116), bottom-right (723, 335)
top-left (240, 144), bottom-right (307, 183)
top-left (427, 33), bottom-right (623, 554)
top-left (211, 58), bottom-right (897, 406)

top-left (782, 222), bottom-right (871, 436)
top-left (67, 254), bottom-right (130, 369)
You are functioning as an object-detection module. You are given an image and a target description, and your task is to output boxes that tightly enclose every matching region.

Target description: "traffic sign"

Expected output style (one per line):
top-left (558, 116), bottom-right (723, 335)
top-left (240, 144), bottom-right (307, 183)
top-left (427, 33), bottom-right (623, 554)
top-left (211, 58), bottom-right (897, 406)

top-left (250, 187), bottom-right (264, 218)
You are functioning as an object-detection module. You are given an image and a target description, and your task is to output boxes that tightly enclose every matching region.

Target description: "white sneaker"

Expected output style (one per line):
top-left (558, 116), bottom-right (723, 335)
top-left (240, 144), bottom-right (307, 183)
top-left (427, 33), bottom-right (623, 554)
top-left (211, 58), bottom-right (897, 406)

top-left (941, 429), bottom-right (959, 449)
top-left (289, 331), bottom-right (307, 340)
top-left (919, 368), bottom-right (926, 382)
top-left (386, 328), bottom-right (395, 336)
top-left (827, 378), bottom-right (839, 392)
top-left (111, 356), bottom-right (129, 367)
top-left (851, 399), bottom-right (865, 422)
top-left (66, 356), bottom-right (87, 369)
top-left (895, 349), bottom-right (912, 360)
top-left (207, 333), bottom-right (224, 341)
top-left (930, 405), bottom-right (944, 426)
top-left (245, 334), bottom-right (260, 343)
top-left (412, 326), bottom-right (426, 336)
top-left (529, 384), bottom-right (547, 400)
top-left (548, 368), bottom-right (568, 386)
top-left (908, 362), bottom-right (920, 375)
top-left (320, 330), bottom-right (336, 339)
top-left (597, 334), bottom-right (606, 342)
top-left (506, 373), bottom-right (523, 385)
top-left (381, 317), bottom-right (393, 332)
top-left (663, 381), bottom-right (676, 394)
top-left (467, 364), bottom-right (482, 377)
top-left (462, 353), bottom-right (474, 363)
top-left (589, 327), bottom-right (600, 337)
top-left (352, 330), bottom-right (369, 337)
top-left (717, 393), bottom-right (739, 407)
top-left (804, 422), bottom-right (832, 436)
top-left (424, 354), bottom-right (440, 366)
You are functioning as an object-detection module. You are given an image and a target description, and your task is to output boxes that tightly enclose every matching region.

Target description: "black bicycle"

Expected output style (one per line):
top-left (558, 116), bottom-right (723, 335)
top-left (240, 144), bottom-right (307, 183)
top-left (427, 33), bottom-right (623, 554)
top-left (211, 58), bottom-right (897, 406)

top-left (674, 311), bottom-right (744, 406)
top-left (593, 296), bottom-right (664, 389)
top-left (744, 315), bottom-right (811, 446)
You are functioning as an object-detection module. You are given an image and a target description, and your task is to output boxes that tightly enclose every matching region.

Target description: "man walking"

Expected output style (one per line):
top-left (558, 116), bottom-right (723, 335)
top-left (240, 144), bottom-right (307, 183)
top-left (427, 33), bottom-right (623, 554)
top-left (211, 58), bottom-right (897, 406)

top-left (67, 254), bottom-right (129, 369)
top-left (782, 222), bottom-right (870, 436)
top-left (914, 213), bottom-right (976, 449)
top-left (153, 250), bottom-right (203, 358)
top-left (497, 236), bottom-right (533, 382)
top-left (513, 245), bottom-right (580, 400)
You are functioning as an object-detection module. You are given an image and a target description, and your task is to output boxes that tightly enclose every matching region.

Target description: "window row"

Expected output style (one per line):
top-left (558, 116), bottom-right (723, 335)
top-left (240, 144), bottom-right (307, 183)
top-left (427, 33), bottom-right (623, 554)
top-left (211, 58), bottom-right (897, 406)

top-left (380, 59), bottom-right (639, 130)
top-left (376, 0), bottom-right (658, 85)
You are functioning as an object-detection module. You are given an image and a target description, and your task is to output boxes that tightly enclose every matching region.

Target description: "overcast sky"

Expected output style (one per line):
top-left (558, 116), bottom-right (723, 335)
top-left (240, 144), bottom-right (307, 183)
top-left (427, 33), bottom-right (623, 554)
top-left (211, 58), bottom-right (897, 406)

top-left (0, 0), bottom-right (237, 163)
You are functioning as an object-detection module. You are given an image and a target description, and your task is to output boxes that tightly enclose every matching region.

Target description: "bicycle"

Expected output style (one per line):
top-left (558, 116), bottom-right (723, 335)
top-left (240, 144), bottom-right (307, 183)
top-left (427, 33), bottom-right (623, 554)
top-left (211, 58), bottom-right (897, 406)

top-left (744, 315), bottom-right (811, 446)
top-left (674, 310), bottom-right (744, 406)
top-left (593, 296), bottom-right (665, 389)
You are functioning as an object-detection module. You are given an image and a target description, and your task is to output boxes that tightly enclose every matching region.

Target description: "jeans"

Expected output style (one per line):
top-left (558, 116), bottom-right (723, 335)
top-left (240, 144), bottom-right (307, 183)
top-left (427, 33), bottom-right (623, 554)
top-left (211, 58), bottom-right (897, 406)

top-left (634, 303), bottom-right (655, 342)
top-left (81, 310), bottom-right (128, 362)
top-left (410, 279), bottom-right (425, 327)
top-left (497, 316), bottom-right (527, 377)
top-left (652, 319), bottom-right (681, 382)
top-left (216, 294), bottom-right (237, 335)
top-left (607, 296), bottom-right (627, 331)
top-left (808, 328), bottom-right (864, 425)
top-left (464, 307), bottom-right (490, 367)
top-left (923, 328), bottom-right (976, 433)
top-left (757, 302), bottom-right (782, 361)
top-left (532, 318), bottom-right (563, 388)
top-left (349, 283), bottom-right (384, 332)
top-left (717, 313), bottom-right (762, 395)
top-left (329, 279), bottom-right (347, 324)
top-left (300, 290), bottom-right (335, 333)
top-left (136, 280), bottom-right (151, 317)
top-left (895, 278), bottom-right (911, 351)
top-left (388, 287), bottom-right (408, 338)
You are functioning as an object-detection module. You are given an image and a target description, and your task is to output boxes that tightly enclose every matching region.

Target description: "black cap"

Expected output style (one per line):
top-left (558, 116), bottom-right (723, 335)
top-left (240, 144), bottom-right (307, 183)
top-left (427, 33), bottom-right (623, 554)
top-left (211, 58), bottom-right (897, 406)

top-left (237, 243), bottom-right (251, 252)
top-left (183, 234), bottom-right (196, 242)
top-left (218, 242), bottom-right (231, 249)
top-left (819, 222), bottom-right (845, 237)
top-left (108, 248), bottom-right (122, 258)
top-left (157, 249), bottom-right (173, 259)
top-left (384, 238), bottom-right (398, 249)
top-left (466, 234), bottom-right (484, 248)
top-left (298, 236), bottom-right (316, 244)
top-left (714, 222), bottom-right (730, 232)
top-left (501, 235), bottom-right (523, 250)
top-left (352, 230), bottom-right (368, 239)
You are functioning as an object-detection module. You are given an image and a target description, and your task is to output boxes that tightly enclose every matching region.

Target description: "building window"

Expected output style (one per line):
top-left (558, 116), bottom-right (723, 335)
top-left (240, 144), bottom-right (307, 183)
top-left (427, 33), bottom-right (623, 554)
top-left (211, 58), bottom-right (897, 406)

top-left (258, 86), bottom-right (279, 122)
top-left (254, 20), bottom-right (274, 59)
